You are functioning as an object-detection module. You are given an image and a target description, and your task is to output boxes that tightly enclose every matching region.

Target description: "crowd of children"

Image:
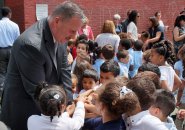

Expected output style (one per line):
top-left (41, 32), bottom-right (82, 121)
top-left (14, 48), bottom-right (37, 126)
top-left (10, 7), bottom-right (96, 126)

top-left (24, 9), bottom-right (185, 130)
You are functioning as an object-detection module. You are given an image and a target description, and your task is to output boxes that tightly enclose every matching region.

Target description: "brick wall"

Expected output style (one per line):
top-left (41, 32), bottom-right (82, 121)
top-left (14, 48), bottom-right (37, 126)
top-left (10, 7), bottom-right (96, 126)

top-left (5, 0), bottom-right (185, 40)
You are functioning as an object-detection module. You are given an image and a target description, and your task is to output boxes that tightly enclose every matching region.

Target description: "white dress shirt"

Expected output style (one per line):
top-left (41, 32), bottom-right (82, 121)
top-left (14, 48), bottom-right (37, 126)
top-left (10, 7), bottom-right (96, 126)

top-left (27, 101), bottom-right (85, 130)
top-left (124, 110), bottom-right (168, 130)
top-left (0, 17), bottom-right (20, 47)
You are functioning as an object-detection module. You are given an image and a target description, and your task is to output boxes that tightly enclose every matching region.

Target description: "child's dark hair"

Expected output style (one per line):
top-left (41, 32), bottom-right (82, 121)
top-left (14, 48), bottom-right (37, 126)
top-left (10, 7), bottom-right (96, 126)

top-left (116, 50), bottom-right (129, 60)
top-left (100, 60), bottom-right (120, 77)
top-left (76, 39), bottom-right (89, 52)
top-left (134, 71), bottom-right (161, 89)
top-left (34, 82), bottom-right (66, 122)
top-left (77, 34), bottom-right (88, 41)
top-left (119, 38), bottom-right (131, 50)
top-left (73, 60), bottom-right (93, 92)
top-left (96, 80), bottom-right (139, 116)
top-left (152, 89), bottom-right (175, 117)
top-left (82, 69), bottom-right (99, 82)
top-left (127, 78), bottom-right (156, 111)
top-left (101, 44), bottom-right (115, 60)
top-left (134, 40), bottom-right (143, 51)
top-left (141, 31), bottom-right (150, 39)
top-left (152, 40), bottom-right (176, 66)
top-left (138, 62), bottom-right (161, 77)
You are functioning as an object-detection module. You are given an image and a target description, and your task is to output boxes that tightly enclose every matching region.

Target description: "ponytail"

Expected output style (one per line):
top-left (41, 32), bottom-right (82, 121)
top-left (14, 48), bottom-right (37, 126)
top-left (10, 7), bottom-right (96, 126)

top-left (152, 40), bottom-right (176, 66)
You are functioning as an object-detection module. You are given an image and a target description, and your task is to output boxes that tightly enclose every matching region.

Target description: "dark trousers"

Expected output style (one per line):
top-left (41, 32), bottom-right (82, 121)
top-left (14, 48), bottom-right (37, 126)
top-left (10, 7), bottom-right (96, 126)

top-left (0, 47), bottom-right (11, 96)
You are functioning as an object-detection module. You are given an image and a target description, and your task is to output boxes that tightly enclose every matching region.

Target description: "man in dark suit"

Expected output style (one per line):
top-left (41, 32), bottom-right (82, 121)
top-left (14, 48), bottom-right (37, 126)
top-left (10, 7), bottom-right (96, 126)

top-left (0, 1), bottom-right (85, 130)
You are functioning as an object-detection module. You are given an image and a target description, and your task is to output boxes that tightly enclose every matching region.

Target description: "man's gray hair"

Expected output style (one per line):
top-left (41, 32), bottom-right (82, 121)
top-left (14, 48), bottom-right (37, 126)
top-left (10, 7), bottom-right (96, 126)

top-left (51, 1), bottom-right (85, 21)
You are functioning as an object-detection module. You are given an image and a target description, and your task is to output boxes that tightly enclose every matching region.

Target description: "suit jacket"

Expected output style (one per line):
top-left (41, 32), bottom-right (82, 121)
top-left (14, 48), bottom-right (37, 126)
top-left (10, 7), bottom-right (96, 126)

top-left (0, 18), bottom-right (72, 130)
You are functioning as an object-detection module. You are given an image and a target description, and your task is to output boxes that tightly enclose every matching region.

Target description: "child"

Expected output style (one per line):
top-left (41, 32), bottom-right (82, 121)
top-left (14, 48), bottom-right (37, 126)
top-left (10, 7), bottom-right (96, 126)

top-left (150, 40), bottom-right (182, 91)
top-left (116, 50), bottom-right (129, 77)
top-left (134, 71), bottom-right (161, 89)
top-left (100, 60), bottom-right (120, 84)
top-left (83, 79), bottom-right (139, 130)
top-left (141, 31), bottom-right (150, 51)
top-left (80, 69), bottom-right (99, 94)
top-left (117, 38), bottom-right (134, 74)
top-left (71, 39), bottom-right (89, 73)
top-left (73, 60), bottom-right (93, 93)
top-left (142, 49), bottom-right (151, 63)
top-left (101, 44), bottom-right (115, 61)
top-left (138, 62), bottom-right (161, 77)
top-left (93, 47), bottom-right (105, 77)
top-left (27, 82), bottom-right (88, 130)
top-left (149, 89), bottom-right (177, 130)
top-left (130, 40), bottom-right (143, 78)
top-left (174, 45), bottom-right (185, 130)
top-left (71, 74), bottom-right (78, 99)
top-left (124, 78), bottom-right (168, 130)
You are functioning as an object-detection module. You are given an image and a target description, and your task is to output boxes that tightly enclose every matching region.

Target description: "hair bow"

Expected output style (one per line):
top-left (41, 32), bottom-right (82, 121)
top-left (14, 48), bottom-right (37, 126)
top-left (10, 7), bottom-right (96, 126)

top-left (120, 86), bottom-right (132, 96)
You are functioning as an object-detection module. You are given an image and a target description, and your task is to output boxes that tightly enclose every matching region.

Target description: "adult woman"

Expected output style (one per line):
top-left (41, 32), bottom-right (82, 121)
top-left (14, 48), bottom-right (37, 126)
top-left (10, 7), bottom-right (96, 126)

top-left (155, 11), bottom-right (165, 30)
top-left (173, 15), bottom-right (185, 53)
top-left (78, 17), bottom-right (94, 40)
top-left (95, 20), bottom-right (120, 53)
top-left (146, 17), bottom-right (164, 49)
top-left (113, 14), bottom-right (122, 34)
top-left (127, 10), bottom-right (140, 41)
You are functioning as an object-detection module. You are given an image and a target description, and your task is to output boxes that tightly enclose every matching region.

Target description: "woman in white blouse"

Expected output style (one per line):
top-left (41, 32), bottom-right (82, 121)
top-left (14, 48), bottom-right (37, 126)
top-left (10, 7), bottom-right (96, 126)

top-left (127, 10), bottom-right (140, 41)
top-left (95, 20), bottom-right (120, 53)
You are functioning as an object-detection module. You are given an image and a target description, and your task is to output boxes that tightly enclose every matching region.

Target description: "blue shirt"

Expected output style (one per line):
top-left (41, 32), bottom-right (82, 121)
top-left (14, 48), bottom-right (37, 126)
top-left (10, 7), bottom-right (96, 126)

top-left (174, 60), bottom-right (183, 79)
top-left (83, 117), bottom-right (126, 130)
top-left (118, 62), bottom-right (128, 78)
top-left (93, 58), bottom-right (105, 77)
top-left (130, 51), bottom-right (143, 78)
top-left (0, 17), bottom-right (20, 47)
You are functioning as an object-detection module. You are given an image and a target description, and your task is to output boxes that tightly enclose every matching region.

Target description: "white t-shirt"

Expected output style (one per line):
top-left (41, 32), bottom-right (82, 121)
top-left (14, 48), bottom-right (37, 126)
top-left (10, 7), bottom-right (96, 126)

top-left (127, 22), bottom-right (138, 41)
top-left (27, 101), bottom-right (85, 130)
top-left (124, 110), bottom-right (168, 130)
top-left (95, 33), bottom-right (120, 53)
top-left (159, 65), bottom-right (175, 91)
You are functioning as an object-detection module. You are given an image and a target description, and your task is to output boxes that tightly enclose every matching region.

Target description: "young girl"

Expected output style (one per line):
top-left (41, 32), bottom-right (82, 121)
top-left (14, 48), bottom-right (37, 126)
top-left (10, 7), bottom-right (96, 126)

top-left (174, 45), bottom-right (185, 129)
top-left (27, 82), bottom-right (87, 130)
top-left (83, 79), bottom-right (139, 130)
top-left (150, 40), bottom-right (182, 91)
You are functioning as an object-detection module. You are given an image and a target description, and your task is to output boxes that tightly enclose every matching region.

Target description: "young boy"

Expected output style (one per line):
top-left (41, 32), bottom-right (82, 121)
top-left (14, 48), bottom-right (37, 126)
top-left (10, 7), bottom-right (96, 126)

top-left (130, 40), bottom-right (143, 78)
top-left (79, 69), bottom-right (99, 94)
top-left (100, 60), bottom-right (120, 84)
top-left (123, 78), bottom-right (168, 130)
top-left (149, 89), bottom-right (177, 130)
top-left (117, 38), bottom-right (134, 75)
top-left (71, 39), bottom-right (89, 73)
top-left (101, 44), bottom-right (115, 61)
top-left (116, 50), bottom-right (129, 78)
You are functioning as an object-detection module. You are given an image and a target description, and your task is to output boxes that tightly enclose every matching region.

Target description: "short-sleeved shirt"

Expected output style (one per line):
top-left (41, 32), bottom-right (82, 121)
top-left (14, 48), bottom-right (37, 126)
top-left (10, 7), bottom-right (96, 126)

top-left (118, 62), bottom-right (129, 78)
top-left (130, 51), bottom-right (143, 78)
top-left (174, 60), bottom-right (183, 80)
top-left (159, 65), bottom-right (175, 91)
top-left (95, 33), bottom-right (120, 53)
top-left (127, 22), bottom-right (138, 41)
top-left (93, 58), bottom-right (105, 77)
top-left (148, 25), bottom-right (164, 43)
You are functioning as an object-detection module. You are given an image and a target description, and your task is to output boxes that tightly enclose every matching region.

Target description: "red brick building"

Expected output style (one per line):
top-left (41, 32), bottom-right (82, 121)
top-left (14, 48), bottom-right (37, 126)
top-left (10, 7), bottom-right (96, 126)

top-left (3, 0), bottom-right (185, 40)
